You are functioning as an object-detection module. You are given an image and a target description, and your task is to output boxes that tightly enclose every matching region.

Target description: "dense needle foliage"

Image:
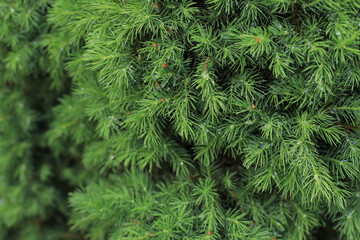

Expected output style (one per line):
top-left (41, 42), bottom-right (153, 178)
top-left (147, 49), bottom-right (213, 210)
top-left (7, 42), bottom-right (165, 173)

top-left (1, 0), bottom-right (360, 239)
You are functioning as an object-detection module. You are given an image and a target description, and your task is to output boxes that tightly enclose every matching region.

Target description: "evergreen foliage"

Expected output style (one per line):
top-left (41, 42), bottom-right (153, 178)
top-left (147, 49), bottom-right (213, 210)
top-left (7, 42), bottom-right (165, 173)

top-left (0, 1), bottom-right (75, 239)
top-left (2, 0), bottom-right (360, 239)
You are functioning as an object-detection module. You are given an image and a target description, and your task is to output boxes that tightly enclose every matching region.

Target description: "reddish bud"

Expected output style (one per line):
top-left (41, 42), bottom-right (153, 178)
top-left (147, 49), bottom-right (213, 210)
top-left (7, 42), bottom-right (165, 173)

top-left (160, 98), bottom-right (165, 102)
top-left (185, 80), bottom-right (190, 85)
top-left (152, 2), bottom-right (156, 6)
top-left (162, 63), bottom-right (168, 68)
top-left (251, 104), bottom-right (255, 109)
top-left (204, 63), bottom-right (208, 70)
top-left (126, 111), bottom-right (130, 116)
top-left (286, 191), bottom-right (291, 201)
top-left (34, 218), bottom-right (42, 226)
top-left (148, 233), bottom-right (152, 237)
top-left (255, 37), bottom-right (261, 43)
top-left (232, 191), bottom-right (237, 197)
top-left (190, 175), bottom-right (194, 180)
top-left (272, 238), bottom-right (276, 240)
top-left (155, 82), bottom-right (159, 88)
top-left (137, 56), bottom-right (142, 61)
top-left (206, 57), bottom-right (210, 61)
top-left (122, 0), bottom-right (125, 2)
top-left (168, 27), bottom-right (173, 34)
top-left (208, 231), bottom-right (212, 235)
top-left (152, 43), bottom-right (158, 48)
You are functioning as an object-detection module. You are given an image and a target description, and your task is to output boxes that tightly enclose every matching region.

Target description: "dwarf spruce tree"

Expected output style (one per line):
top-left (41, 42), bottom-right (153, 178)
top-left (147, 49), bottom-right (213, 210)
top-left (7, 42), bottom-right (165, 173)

top-left (46, 0), bottom-right (360, 239)
top-left (2, 0), bottom-right (360, 239)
